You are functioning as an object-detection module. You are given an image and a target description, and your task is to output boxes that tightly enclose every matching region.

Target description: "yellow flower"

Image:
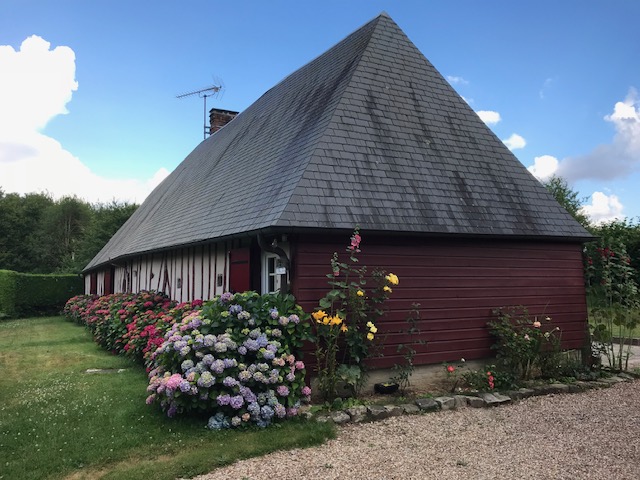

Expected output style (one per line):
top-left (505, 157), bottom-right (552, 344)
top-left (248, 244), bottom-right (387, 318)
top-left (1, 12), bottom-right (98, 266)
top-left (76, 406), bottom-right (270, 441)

top-left (341, 324), bottom-right (348, 333)
top-left (367, 332), bottom-right (374, 341)
top-left (312, 310), bottom-right (328, 323)
top-left (366, 321), bottom-right (374, 329)
top-left (356, 290), bottom-right (364, 297)
top-left (386, 273), bottom-right (399, 285)
top-left (322, 316), bottom-right (330, 325)
top-left (329, 315), bottom-right (343, 326)
top-left (369, 326), bottom-right (378, 334)
top-left (383, 285), bottom-right (392, 293)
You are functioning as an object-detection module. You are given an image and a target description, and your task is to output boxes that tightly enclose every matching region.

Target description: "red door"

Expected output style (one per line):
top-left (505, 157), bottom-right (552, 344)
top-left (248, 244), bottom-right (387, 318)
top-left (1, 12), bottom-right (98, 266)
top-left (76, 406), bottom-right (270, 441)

top-left (228, 248), bottom-right (250, 293)
top-left (104, 267), bottom-right (115, 295)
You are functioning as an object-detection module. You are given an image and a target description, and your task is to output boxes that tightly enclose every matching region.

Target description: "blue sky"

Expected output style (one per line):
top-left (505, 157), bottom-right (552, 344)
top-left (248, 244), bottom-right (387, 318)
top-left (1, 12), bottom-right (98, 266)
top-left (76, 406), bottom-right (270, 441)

top-left (1, 0), bottom-right (638, 223)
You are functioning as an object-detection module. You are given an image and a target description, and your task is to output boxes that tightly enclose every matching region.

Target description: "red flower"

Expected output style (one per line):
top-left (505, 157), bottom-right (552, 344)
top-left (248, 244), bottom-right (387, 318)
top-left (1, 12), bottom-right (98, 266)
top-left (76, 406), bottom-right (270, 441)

top-left (447, 365), bottom-right (455, 373)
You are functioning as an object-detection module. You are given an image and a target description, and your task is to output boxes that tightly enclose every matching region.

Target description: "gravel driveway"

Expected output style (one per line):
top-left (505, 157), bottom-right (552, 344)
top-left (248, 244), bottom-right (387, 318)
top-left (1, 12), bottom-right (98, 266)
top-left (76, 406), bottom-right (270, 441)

top-left (193, 380), bottom-right (640, 480)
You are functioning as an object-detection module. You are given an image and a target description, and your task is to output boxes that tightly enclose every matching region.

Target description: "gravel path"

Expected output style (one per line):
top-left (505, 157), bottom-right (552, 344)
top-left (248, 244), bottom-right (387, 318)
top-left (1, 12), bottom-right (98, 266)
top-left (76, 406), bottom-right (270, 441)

top-left (193, 380), bottom-right (640, 480)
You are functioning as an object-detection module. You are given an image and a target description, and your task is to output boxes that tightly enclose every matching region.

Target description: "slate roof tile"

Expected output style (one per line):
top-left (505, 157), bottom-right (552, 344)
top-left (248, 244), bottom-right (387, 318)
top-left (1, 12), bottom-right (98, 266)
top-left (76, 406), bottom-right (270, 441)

top-left (85, 12), bottom-right (592, 271)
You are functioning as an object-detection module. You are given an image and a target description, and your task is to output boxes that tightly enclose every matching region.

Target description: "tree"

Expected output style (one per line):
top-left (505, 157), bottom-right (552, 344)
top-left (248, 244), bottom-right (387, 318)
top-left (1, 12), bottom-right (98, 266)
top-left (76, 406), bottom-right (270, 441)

top-left (542, 175), bottom-right (590, 227)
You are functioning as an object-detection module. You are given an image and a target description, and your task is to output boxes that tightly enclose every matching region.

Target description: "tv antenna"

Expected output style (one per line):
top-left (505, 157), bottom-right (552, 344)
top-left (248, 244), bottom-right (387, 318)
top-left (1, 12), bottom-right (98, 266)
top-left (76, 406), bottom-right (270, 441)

top-left (176, 83), bottom-right (223, 139)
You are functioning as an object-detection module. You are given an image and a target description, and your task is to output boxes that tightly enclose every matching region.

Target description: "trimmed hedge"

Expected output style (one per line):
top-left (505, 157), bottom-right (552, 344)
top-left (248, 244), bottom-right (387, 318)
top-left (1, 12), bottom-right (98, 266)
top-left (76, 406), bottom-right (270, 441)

top-left (0, 269), bottom-right (83, 318)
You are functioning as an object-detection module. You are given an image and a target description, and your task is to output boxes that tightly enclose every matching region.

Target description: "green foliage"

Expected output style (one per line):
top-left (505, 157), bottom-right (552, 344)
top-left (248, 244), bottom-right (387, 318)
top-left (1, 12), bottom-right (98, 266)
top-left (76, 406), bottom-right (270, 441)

top-left (461, 365), bottom-right (518, 391)
top-left (542, 175), bottom-right (590, 227)
top-left (587, 218), bottom-right (640, 284)
top-left (0, 316), bottom-right (333, 480)
top-left (488, 306), bottom-right (563, 380)
top-left (0, 192), bottom-right (137, 274)
top-left (586, 239), bottom-right (640, 370)
top-left (0, 269), bottom-right (83, 318)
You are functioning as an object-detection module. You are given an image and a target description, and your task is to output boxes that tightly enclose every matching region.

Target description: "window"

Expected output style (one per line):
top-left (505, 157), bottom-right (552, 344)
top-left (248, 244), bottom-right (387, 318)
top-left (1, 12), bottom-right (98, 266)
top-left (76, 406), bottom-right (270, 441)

top-left (263, 253), bottom-right (283, 294)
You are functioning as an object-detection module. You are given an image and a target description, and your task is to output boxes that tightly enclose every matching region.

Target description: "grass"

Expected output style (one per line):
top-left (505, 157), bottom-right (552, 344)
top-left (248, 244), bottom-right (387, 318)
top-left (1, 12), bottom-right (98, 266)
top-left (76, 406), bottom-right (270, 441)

top-left (0, 316), bottom-right (334, 480)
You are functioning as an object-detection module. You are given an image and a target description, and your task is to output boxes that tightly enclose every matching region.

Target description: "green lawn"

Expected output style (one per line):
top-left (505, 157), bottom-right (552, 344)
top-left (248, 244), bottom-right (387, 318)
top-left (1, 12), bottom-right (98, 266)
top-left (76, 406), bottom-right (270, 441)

top-left (0, 317), bottom-right (334, 480)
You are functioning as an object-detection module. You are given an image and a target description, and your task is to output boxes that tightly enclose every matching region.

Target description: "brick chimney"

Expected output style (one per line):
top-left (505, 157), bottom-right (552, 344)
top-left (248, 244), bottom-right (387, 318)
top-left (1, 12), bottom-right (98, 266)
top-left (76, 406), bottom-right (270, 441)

top-left (209, 108), bottom-right (238, 135)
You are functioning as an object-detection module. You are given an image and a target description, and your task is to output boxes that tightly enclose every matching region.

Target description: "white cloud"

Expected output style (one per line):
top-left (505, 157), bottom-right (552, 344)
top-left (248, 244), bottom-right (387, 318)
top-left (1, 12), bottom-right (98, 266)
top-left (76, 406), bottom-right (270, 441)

top-left (502, 133), bottom-right (526, 150)
top-left (556, 88), bottom-right (640, 182)
top-left (447, 75), bottom-right (469, 85)
top-left (0, 36), bottom-right (168, 203)
top-left (580, 191), bottom-right (625, 224)
top-left (476, 110), bottom-right (501, 125)
top-left (527, 155), bottom-right (559, 180)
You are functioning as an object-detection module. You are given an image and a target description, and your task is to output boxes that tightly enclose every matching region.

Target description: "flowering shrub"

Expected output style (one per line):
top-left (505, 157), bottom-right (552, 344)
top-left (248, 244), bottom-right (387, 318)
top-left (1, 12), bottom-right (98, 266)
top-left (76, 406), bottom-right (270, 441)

top-left (312, 228), bottom-right (398, 400)
top-left (488, 306), bottom-right (562, 380)
top-left (146, 292), bottom-right (312, 429)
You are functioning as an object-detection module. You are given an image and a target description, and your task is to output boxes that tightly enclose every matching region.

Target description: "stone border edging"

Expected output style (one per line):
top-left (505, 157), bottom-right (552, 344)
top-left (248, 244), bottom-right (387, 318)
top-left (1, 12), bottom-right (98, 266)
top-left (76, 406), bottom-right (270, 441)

top-left (311, 373), bottom-right (638, 425)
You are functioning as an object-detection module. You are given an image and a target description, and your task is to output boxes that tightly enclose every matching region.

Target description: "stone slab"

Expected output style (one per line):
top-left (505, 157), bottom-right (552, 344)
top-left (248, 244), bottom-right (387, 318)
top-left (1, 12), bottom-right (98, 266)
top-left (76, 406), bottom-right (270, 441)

top-left (434, 396), bottom-right (456, 410)
top-left (415, 398), bottom-right (439, 412)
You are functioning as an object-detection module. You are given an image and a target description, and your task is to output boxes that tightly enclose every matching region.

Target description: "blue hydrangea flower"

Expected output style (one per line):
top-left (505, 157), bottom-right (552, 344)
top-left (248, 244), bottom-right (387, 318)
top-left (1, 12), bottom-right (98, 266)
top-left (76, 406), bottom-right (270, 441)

top-left (203, 335), bottom-right (216, 347)
top-left (256, 334), bottom-right (268, 348)
top-left (249, 328), bottom-right (261, 340)
top-left (181, 359), bottom-right (195, 372)
top-left (207, 412), bottom-right (230, 430)
top-left (197, 371), bottom-right (215, 388)
top-left (179, 380), bottom-right (192, 393)
top-left (202, 354), bottom-right (215, 366)
top-left (173, 340), bottom-right (187, 351)
top-left (219, 292), bottom-right (233, 303)
top-left (237, 346), bottom-right (248, 355)
top-left (179, 346), bottom-right (190, 357)
top-left (229, 304), bottom-right (243, 315)
top-left (243, 339), bottom-right (259, 351)
top-left (223, 358), bottom-right (237, 368)
top-left (211, 359), bottom-right (225, 374)
top-left (289, 314), bottom-right (300, 324)
top-left (216, 394), bottom-right (231, 406)
top-left (261, 405), bottom-right (275, 419)
top-left (262, 350), bottom-right (275, 361)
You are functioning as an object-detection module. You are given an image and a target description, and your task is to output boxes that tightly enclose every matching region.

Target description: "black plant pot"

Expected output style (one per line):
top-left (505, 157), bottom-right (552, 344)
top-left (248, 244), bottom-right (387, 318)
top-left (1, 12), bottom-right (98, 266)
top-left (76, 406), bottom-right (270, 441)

top-left (374, 382), bottom-right (399, 394)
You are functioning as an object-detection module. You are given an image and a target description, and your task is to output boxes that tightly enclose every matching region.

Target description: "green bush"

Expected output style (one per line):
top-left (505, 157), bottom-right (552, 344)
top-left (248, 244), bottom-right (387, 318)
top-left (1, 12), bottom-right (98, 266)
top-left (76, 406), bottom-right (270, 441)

top-left (0, 269), bottom-right (83, 318)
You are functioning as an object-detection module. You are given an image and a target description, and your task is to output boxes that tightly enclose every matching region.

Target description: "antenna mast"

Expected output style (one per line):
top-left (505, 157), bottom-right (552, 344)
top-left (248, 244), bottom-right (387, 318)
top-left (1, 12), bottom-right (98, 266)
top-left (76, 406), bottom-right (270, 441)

top-left (176, 84), bottom-right (223, 139)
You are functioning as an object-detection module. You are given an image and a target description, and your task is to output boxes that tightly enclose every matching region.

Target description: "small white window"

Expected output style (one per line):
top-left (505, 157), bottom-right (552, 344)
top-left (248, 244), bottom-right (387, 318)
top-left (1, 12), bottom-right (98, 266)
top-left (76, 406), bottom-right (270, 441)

top-left (262, 253), bottom-right (282, 294)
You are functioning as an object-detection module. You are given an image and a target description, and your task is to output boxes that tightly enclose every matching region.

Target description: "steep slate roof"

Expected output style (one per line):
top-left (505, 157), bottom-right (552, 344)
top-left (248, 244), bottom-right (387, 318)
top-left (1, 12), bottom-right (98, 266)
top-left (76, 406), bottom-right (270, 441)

top-left (85, 12), bottom-right (591, 271)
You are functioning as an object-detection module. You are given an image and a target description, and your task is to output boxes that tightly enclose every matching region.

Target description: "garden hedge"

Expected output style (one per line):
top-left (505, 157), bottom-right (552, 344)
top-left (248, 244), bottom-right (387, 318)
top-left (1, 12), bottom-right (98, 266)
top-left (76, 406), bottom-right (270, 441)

top-left (0, 269), bottom-right (83, 318)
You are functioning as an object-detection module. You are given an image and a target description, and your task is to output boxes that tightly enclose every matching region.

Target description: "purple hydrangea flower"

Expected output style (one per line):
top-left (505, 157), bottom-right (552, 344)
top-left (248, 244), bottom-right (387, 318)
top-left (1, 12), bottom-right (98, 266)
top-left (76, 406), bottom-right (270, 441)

top-left (219, 292), bottom-right (233, 303)
top-left (243, 339), bottom-right (259, 351)
top-left (286, 372), bottom-right (295, 382)
top-left (229, 304), bottom-right (243, 315)
top-left (167, 404), bottom-right (178, 418)
top-left (210, 360), bottom-right (225, 374)
top-left (277, 385), bottom-right (290, 397)
top-left (237, 346), bottom-right (248, 355)
top-left (278, 316), bottom-right (289, 326)
top-left (223, 358), bottom-right (237, 368)
top-left (203, 335), bottom-right (216, 347)
top-left (238, 370), bottom-right (252, 382)
top-left (173, 340), bottom-right (187, 351)
top-left (302, 386), bottom-right (312, 396)
top-left (216, 394), bottom-right (231, 406)
top-left (247, 402), bottom-right (260, 415)
top-left (289, 314), bottom-right (300, 324)
top-left (266, 343), bottom-right (278, 353)
top-left (230, 395), bottom-right (244, 409)
top-left (223, 376), bottom-right (239, 388)
top-left (274, 404), bottom-right (287, 418)
top-left (269, 308), bottom-right (279, 319)
top-left (179, 380), bottom-right (192, 393)
top-left (240, 386), bottom-right (257, 403)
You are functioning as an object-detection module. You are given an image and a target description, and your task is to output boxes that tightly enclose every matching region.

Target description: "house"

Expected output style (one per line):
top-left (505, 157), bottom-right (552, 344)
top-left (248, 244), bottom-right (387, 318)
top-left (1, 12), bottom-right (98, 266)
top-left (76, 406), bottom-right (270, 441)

top-left (83, 13), bottom-right (592, 368)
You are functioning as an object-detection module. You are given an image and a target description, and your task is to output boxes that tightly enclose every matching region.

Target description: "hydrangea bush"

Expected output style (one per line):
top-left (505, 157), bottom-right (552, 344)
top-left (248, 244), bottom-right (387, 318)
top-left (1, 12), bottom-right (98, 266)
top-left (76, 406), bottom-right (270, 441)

top-left (146, 291), bottom-right (313, 429)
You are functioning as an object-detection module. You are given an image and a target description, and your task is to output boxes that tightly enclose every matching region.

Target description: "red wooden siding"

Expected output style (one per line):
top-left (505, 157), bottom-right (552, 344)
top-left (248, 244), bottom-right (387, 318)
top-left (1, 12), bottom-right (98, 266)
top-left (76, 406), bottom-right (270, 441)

top-left (292, 235), bottom-right (589, 369)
